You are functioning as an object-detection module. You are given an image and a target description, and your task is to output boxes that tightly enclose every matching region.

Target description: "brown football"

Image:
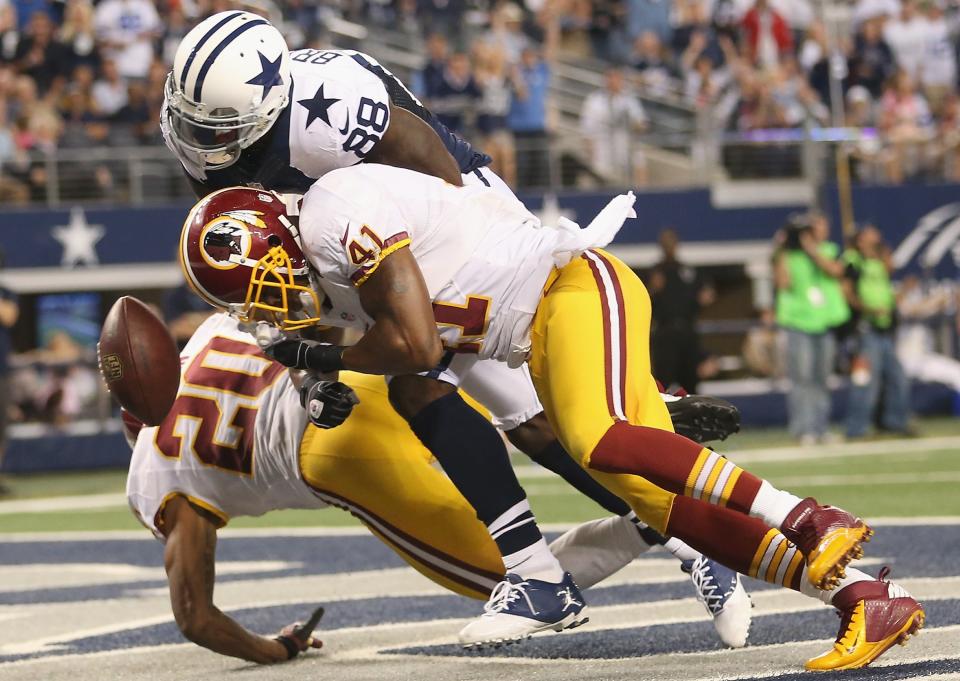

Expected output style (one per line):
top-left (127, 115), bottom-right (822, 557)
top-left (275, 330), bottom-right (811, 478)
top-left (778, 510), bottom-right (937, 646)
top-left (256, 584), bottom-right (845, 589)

top-left (98, 296), bottom-right (180, 426)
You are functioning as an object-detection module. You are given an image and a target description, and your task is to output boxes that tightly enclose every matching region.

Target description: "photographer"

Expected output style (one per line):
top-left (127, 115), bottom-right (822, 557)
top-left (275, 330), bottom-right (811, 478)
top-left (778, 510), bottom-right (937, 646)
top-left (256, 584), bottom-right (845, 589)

top-left (842, 225), bottom-right (911, 438)
top-left (774, 213), bottom-right (848, 445)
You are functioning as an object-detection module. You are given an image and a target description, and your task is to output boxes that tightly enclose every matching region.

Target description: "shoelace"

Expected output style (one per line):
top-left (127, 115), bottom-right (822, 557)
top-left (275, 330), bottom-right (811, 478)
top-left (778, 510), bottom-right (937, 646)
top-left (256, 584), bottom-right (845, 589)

top-left (688, 559), bottom-right (732, 616)
top-left (484, 578), bottom-right (537, 616)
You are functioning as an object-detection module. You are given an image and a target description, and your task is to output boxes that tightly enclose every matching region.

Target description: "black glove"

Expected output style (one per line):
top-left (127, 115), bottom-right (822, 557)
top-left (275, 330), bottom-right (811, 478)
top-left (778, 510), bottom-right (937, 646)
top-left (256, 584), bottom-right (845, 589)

top-left (263, 338), bottom-right (346, 374)
top-left (275, 606), bottom-right (325, 660)
top-left (300, 376), bottom-right (360, 429)
top-left (666, 394), bottom-right (741, 444)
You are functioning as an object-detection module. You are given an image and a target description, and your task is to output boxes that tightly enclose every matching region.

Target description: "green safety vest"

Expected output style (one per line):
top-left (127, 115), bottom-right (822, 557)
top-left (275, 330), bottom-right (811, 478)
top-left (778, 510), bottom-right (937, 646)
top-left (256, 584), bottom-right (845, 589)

top-left (776, 249), bottom-right (833, 334)
top-left (843, 250), bottom-right (895, 329)
top-left (818, 241), bottom-right (851, 328)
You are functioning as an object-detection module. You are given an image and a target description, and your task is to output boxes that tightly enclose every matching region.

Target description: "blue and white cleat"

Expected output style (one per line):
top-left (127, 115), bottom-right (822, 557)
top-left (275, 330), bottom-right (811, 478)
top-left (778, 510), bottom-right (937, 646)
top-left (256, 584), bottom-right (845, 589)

top-left (458, 572), bottom-right (589, 648)
top-left (682, 555), bottom-right (752, 648)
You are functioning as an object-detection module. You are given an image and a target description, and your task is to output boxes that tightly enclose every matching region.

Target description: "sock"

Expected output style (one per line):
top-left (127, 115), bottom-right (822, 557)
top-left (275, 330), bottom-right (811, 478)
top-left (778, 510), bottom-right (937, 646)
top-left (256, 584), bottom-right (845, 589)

top-left (550, 514), bottom-right (649, 588)
top-left (588, 421), bottom-right (790, 517)
top-left (662, 537), bottom-right (701, 562)
top-left (749, 481), bottom-right (804, 529)
top-left (409, 393), bottom-right (562, 581)
top-left (798, 566), bottom-right (874, 606)
top-left (527, 439), bottom-right (632, 516)
top-left (490, 500), bottom-right (564, 582)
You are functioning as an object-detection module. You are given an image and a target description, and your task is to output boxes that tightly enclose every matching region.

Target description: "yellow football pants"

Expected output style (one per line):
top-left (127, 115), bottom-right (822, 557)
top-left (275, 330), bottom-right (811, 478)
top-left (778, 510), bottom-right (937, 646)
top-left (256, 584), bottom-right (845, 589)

top-left (298, 372), bottom-right (504, 600)
top-left (529, 249), bottom-right (677, 533)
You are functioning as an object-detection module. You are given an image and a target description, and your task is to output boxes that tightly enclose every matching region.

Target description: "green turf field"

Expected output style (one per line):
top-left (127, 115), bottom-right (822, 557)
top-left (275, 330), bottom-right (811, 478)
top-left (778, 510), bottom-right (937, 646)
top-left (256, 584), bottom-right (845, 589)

top-left (1, 420), bottom-right (958, 533)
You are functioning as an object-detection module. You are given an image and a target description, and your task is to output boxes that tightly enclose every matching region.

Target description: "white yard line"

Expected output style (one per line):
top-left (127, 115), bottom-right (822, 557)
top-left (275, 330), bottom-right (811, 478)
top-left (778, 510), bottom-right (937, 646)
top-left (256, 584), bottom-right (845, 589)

top-left (0, 493), bottom-right (128, 515)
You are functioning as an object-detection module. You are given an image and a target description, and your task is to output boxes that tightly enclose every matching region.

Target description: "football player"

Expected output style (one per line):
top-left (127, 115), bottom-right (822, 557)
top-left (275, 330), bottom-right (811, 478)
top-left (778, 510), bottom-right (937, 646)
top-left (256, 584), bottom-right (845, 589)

top-left (127, 312), bottom-right (739, 661)
top-left (178, 177), bottom-right (925, 669)
top-left (161, 10), bottom-right (745, 643)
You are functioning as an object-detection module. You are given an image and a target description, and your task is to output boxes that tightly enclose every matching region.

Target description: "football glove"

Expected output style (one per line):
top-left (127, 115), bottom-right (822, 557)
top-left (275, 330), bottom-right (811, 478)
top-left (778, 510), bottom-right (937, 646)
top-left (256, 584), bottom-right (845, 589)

top-left (666, 394), bottom-right (741, 444)
top-left (262, 337), bottom-right (346, 374)
top-left (275, 606), bottom-right (325, 660)
top-left (300, 376), bottom-right (359, 429)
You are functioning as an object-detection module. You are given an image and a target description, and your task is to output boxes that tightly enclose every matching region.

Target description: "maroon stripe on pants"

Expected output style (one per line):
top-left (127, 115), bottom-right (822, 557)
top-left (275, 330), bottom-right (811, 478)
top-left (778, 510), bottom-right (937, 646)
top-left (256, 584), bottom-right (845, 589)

top-left (726, 473), bottom-right (764, 516)
top-left (588, 420), bottom-right (704, 491)
top-left (592, 250), bottom-right (628, 416)
top-left (582, 252), bottom-right (618, 419)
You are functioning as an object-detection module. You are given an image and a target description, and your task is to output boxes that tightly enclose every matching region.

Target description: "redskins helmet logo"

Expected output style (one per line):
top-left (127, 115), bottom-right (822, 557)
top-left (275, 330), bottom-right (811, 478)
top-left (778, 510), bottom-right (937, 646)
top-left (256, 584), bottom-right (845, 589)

top-left (198, 218), bottom-right (253, 270)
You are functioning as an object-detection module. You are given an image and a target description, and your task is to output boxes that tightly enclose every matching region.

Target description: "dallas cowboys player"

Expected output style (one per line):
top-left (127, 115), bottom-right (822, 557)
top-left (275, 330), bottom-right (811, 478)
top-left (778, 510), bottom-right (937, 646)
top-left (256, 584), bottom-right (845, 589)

top-left (161, 11), bottom-right (747, 646)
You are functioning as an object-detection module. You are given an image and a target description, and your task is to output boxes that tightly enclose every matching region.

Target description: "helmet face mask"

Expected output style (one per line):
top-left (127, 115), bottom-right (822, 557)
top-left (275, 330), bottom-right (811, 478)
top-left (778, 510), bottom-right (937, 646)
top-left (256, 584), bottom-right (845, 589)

top-left (243, 244), bottom-right (323, 331)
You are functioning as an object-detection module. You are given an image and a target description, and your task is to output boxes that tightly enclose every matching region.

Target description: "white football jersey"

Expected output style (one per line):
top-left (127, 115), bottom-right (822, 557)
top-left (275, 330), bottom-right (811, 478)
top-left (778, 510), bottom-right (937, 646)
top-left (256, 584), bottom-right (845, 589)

top-left (299, 164), bottom-right (566, 362)
top-left (126, 313), bottom-right (324, 540)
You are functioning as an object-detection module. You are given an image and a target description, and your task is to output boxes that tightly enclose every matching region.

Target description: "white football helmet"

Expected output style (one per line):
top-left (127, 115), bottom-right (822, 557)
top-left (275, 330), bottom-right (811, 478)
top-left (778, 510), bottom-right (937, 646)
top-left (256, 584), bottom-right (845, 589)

top-left (163, 11), bottom-right (291, 169)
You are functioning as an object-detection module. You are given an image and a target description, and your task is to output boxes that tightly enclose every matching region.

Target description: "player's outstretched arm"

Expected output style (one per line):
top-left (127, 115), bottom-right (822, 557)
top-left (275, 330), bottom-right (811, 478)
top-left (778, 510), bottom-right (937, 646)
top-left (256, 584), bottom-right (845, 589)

top-left (365, 105), bottom-right (463, 187)
top-left (344, 246), bottom-right (443, 375)
top-left (162, 496), bottom-right (321, 663)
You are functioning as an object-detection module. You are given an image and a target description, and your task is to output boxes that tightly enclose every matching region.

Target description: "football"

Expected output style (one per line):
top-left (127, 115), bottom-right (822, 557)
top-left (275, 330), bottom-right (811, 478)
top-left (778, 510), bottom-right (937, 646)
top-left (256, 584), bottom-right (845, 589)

top-left (97, 296), bottom-right (180, 426)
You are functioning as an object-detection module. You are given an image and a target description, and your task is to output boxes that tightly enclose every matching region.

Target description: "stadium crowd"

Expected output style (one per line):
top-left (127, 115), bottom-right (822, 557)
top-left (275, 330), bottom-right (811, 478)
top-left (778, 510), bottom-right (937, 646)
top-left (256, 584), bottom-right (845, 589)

top-left (3, 0), bottom-right (960, 197)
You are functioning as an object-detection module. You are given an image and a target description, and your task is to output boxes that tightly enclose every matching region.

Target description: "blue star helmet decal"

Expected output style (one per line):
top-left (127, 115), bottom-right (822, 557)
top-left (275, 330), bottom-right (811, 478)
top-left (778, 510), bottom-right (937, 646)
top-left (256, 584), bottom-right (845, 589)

top-left (246, 51), bottom-right (284, 100)
top-left (298, 83), bottom-right (341, 129)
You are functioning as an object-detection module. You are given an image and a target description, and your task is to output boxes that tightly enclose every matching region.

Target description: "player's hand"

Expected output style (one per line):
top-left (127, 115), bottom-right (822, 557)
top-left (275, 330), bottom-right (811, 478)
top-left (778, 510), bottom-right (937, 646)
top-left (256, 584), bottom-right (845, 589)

top-left (300, 377), bottom-right (360, 429)
top-left (275, 606), bottom-right (325, 660)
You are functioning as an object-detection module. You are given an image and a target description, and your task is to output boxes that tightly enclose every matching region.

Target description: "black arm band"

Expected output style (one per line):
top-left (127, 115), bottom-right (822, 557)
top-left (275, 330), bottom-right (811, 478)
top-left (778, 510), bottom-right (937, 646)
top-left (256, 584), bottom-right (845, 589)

top-left (275, 635), bottom-right (300, 660)
top-left (304, 344), bottom-right (346, 374)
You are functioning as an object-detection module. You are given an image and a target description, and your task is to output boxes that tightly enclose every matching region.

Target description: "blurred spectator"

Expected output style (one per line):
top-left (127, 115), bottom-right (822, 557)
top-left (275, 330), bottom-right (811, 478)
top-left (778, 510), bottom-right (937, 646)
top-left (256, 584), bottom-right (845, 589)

top-left (729, 71), bottom-right (789, 130)
top-left (580, 67), bottom-right (648, 185)
top-left (509, 45), bottom-right (552, 187)
top-left (771, 57), bottom-right (828, 126)
top-left (59, 0), bottom-right (98, 71)
top-left (852, 0), bottom-right (899, 26)
top-left (413, 33), bottom-right (449, 100)
top-left (896, 274), bottom-right (960, 393)
top-left (91, 57), bottom-right (125, 116)
top-left (680, 31), bottom-right (737, 108)
top-left (843, 225), bottom-right (911, 438)
top-left (918, 0), bottom-right (955, 117)
top-left (878, 70), bottom-right (933, 183)
top-left (648, 228), bottom-right (715, 393)
top-left (13, 10), bottom-right (70, 95)
top-left (774, 213), bottom-right (848, 445)
top-left (11, 0), bottom-right (50, 30)
top-left (0, 248), bottom-right (16, 491)
top-left (427, 51), bottom-right (480, 134)
top-left (882, 0), bottom-right (926, 82)
top-left (473, 42), bottom-right (517, 187)
top-left (93, 0), bottom-right (160, 80)
top-left (740, 0), bottom-right (793, 69)
top-left (417, 0), bottom-right (465, 44)
top-left (589, 0), bottom-right (629, 62)
top-left (632, 30), bottom-right (679, 97)
top-left (743, 308), bottom-right (784, 378)
top-left (848, 16), bottom-right (895, 99)
top-left (481, 3), bottom-right (529, 65)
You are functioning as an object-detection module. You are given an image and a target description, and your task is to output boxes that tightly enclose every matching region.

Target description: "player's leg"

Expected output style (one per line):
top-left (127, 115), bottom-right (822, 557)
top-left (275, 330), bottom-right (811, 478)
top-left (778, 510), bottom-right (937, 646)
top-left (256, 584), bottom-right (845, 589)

top-left (386, 357), bottom-right (587, 645)
top-left (530, 249), bottom-right (871, 590)
top-left (298, 373), bottom-right (504, 599)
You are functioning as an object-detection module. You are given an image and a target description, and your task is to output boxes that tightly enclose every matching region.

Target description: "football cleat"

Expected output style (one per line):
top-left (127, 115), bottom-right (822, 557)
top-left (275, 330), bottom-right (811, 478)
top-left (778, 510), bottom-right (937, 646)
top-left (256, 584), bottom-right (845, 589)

top-left (682, 556), bottom-right (752, 648)
top-left (780, 498), bottom-right (873, 590)
top-left (459, 572), bottom-right (589, 648)
top-left (805, 568), bottom-right (925, 671)
top-left (665, 394), bottom-right (741, 444)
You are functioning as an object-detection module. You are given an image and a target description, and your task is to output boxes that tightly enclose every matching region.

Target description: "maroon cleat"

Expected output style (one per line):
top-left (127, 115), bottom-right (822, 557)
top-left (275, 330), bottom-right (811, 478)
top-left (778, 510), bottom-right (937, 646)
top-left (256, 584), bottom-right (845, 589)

top-left (805, 568), bottom-right (925, 670)
top-left (780, 498), bottom-right (873, 590)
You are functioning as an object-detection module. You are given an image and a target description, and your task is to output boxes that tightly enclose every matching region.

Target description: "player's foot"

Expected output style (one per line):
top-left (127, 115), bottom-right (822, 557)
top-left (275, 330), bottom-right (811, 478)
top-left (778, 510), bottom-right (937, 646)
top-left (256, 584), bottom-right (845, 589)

top-left (458, 572), bottom-right (589, 648)
top-left (682, 555), bottom-right (752, 648)
top-left (805, 568), bottom-right (924, 671)
top-left (780, 498), bottom-right (872, 590)
top-left (665, 394), bottom-right (741, 444)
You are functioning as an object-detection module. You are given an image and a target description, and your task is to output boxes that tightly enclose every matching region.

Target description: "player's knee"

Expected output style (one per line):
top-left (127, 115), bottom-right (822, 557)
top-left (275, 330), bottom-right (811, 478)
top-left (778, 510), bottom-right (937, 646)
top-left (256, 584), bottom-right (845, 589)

top-left (388, 375), bottom-right (457, 421)
top-left (504, 412), bottom-right (556, 457)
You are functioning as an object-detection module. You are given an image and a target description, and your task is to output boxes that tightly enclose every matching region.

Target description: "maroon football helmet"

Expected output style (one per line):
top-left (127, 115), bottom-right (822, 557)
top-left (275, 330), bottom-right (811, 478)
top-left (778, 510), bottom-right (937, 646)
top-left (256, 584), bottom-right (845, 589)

top-left (179, 186), bottom-right (322, 330)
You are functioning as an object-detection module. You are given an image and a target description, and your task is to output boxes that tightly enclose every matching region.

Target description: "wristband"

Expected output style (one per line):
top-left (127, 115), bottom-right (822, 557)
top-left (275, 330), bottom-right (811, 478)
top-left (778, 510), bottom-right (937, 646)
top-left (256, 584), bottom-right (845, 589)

top-left (305, 344), bottom-right (346, 374)
top-left (275, 635), bottom-right (300, 660)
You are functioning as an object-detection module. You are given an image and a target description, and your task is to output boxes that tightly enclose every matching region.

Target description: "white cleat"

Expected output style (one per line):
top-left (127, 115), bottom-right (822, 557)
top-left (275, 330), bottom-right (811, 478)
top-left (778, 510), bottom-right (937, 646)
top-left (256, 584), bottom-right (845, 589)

top-left (682, 555), bottom-right (752, 648)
